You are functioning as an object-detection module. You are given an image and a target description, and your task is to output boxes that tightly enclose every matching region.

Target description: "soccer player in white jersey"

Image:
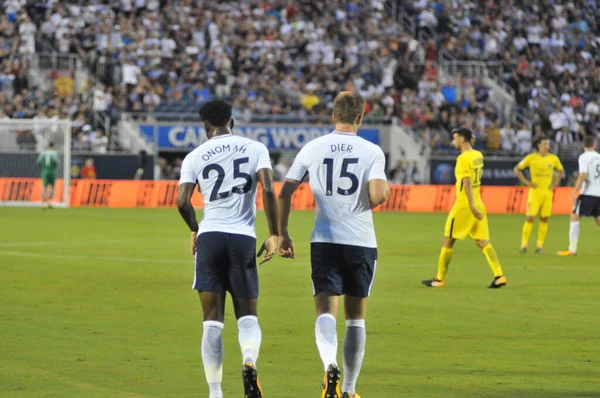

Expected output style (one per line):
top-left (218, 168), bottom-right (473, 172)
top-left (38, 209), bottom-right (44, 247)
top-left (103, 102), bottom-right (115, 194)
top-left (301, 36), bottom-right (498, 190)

top-left (277, 92), bottom-right (390, 398)
top-left (177, 100), bottom-right (278, 398)
top-left (558, 135), bottom-right (600, 256)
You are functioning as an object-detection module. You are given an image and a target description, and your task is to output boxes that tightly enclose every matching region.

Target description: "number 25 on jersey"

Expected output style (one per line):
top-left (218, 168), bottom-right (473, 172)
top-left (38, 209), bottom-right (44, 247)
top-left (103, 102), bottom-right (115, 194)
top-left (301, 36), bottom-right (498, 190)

top-left (202, 157), bottom-right (252, 202)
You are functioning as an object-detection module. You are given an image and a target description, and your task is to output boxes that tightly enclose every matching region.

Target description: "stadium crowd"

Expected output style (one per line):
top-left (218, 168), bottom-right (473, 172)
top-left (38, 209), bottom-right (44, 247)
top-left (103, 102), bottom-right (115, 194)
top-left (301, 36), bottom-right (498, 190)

top-left (399, 0), bottom-right (599, 150)
top-left (0, 0), bottom-right (598, 156)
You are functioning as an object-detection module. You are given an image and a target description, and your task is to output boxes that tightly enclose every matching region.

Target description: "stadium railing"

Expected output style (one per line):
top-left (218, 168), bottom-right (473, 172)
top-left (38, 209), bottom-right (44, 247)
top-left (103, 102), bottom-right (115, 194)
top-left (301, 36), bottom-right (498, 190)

top-left (121, 112), bottom-right (394, 125)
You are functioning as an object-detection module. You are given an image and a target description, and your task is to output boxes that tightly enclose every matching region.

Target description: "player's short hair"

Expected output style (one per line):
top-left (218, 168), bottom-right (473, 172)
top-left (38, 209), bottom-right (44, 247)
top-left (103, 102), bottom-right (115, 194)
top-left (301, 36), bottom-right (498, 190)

top-left (199, 100), bottom-right (233, 127)
top-left (534, 135), bottom-right (550, 150)
top-left (452, 127), bottom-right (473, 142)
top-left (583, 135), bottom-right (596, 149)
top-left (48, 142), bottom-right (55, 148)
top-left (333, 92), bottom-right (366, 124)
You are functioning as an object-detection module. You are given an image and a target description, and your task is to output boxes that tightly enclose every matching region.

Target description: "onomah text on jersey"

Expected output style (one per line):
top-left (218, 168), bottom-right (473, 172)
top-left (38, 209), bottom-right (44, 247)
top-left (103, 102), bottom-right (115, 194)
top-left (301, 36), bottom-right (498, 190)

top-left (201, 144), bottom-right (247, 161)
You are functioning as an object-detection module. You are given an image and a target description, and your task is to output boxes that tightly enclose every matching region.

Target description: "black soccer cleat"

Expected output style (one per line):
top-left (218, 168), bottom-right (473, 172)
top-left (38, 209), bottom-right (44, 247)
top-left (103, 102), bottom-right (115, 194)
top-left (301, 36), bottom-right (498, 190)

top-left (535, 248), bottom-right (544, 254)
top-left (242, 361), bottom-right (263, 398)
top-left (321, 363), bottom-right (341, 398)
top-left (520, 248), bottom-right (527, 254)
top-left (488, 276), bottom-right (507, 289)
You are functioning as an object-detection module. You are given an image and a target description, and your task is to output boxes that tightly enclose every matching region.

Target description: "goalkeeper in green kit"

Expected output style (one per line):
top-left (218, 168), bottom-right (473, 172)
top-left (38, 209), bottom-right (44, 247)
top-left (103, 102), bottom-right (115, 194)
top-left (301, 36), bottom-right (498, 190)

top-left (36, 142), bottom-right (58, 209)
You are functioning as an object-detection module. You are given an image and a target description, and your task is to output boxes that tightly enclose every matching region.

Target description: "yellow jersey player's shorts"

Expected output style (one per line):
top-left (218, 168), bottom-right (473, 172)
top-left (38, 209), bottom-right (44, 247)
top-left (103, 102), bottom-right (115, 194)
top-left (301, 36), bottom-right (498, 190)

top-left (526, 189), bottom-right (553, 218)
top-left (444, 203), bottom-right (490, 241)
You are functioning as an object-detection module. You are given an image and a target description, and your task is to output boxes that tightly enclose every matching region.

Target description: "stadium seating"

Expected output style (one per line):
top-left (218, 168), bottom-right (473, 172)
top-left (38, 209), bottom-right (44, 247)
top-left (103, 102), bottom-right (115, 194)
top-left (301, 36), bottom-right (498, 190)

top-left (0, 0), bottom-right (597, 158)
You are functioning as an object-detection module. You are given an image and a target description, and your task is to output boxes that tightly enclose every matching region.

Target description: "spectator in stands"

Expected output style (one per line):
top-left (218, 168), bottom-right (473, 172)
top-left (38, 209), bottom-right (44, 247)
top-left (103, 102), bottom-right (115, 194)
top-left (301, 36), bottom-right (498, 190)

top-left (301, 89), bottom-right (320, 112)
top-left (585, 97), bottom-right (599, 136)
top-left (81, 158), bottom-right (97, 179)
top-left (73, 132), bottom-right (89, 151)
top-left (93, 83), bottom-right (111, 113)
top-left (390, 160), bottom-right (406, 185)
top-left (405, 160), bottom-right (421, 185)
top-left (500, 121), bottom-right (517, 152)
top-left (172, 158), bottom-right (183, 180)
top-left (90, 127), bottom-right (108, 153)
top-left (486, 120), bottom-right (502, 150)
top-left (549, 104), bottom-right (569, 136)
top-left (516, 123), bottom-right (532, 154)
top-left (555, 125), bottom-right (574, 144)
top-left (16, 128), bottom-right (36, 150)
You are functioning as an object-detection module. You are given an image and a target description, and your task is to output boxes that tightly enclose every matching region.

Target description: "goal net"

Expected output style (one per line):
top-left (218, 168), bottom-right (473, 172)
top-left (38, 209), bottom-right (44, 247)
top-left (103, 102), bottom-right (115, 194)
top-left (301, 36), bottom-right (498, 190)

top-left (0, 119), bottom-right (72, 207)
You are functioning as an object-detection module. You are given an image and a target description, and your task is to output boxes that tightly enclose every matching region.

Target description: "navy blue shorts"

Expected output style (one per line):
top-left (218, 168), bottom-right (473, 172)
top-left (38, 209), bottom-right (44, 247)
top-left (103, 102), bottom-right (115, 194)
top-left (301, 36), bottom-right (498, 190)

top-left (193, 232), bottom-right (258, 300)
top-left (310, 243), bottom-right (377, 298)
top-left (574, 195), bottom-right (600, 218)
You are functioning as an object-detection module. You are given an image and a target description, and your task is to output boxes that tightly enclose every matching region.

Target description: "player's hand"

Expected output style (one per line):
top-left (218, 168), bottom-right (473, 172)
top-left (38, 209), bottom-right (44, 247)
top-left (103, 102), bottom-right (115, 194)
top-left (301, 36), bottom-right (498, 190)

top-left (278, 236), bottom-right (295, 259)
top-left (257, 235), bottom-right (278, 265)
top-left (549, 184), bottom-right (556, 191)
top-left (470, 206), bottom-right (484, 220)
top-left (190, 231), bottom-right (197, 256)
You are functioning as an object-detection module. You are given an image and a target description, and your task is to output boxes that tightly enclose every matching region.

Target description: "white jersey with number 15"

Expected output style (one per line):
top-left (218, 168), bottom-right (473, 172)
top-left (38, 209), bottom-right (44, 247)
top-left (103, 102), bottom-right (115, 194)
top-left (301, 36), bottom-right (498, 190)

top-left (579, 151), bottom-right (600, 197)
top-left (285, 132), bottom-right (387, 248)
top-left (178, 134), bottom-right (272, 238)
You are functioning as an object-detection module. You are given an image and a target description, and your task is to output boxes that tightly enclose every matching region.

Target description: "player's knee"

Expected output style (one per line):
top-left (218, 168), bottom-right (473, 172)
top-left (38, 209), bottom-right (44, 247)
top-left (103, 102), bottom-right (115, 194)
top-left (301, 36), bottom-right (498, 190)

top-left (540, 217), bottom-right (549, 223)
top-left (232, 298), bottom-right (258, 319)
top-left (476, 240), bottom-right (490, 249)
top-left (596, 218), bottom-right (600, 226)
top-left (526, 217), bottom-right (535, 223)
top-left (442, 237), bottom-right (455, 248)
top-left (314, 291), bottom-right (339, 316)
top-left (199, 291), bottom-right (226, 322)
top-left (344, 296), bottom-right (367, 320)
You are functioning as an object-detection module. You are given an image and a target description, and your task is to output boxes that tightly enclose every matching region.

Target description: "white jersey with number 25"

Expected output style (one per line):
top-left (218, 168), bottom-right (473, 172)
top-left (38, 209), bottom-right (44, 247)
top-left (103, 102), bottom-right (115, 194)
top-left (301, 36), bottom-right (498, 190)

top-left (286, 131), bottom-right (387, 248)
top-left (579, 151), bottom-right (600, 197)
top-left (179, 134), bottom-right (272, 238)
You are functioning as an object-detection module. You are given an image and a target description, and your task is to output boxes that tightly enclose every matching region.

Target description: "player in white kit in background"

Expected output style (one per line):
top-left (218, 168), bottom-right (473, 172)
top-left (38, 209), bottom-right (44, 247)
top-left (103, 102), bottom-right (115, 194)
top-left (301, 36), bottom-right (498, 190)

top-left (558, 135), bottom-right (600, 256)
top-left (277, 92), bottom-right (390, 398)
top-left (177, 100), bottom-right (278, 398)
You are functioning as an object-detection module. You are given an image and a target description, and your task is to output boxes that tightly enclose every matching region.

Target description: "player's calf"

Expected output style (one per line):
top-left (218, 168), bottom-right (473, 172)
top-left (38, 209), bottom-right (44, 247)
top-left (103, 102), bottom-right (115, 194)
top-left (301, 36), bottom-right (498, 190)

top-left (201, 321), bottom-right (224, 398)
top-left (342, 319), bottom-right (365, 397)
top-left (237, 315), bottom-right (262, 365)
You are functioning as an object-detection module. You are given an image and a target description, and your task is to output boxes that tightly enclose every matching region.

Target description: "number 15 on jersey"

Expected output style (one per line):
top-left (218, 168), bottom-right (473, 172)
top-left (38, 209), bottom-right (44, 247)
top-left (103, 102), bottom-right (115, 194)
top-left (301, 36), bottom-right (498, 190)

top-left (323, 158), bottom-right (359, 196)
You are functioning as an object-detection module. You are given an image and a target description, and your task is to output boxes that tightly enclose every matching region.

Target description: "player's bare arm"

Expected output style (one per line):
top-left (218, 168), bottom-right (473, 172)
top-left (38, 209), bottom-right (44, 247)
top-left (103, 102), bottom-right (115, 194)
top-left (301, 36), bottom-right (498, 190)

top-left (277, 179), bottom-right (300, 258)
top-left (368, 179), bottom-right (390, 209)
top-left (256, 168), bottom-right (279, 265)
top-left (463, 177), bottom-right (483, 220)
top-left (549, 169), bottom-right (564, 190)
top-left (177, 182), bottom-right (199, 255)
top-left (513, 165), bottom-right (535, 188)
top-left (572, 172), bottom-right (588, 204)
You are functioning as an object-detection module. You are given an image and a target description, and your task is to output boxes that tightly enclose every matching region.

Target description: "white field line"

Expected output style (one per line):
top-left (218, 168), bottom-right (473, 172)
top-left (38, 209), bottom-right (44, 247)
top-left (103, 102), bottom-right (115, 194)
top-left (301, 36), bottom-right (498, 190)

top-left (0, 238), bottom-right (182, 247)
top-left (0, 250), bottom-right (190, 264)
top-left (0, 250), bottom-right (597, 271)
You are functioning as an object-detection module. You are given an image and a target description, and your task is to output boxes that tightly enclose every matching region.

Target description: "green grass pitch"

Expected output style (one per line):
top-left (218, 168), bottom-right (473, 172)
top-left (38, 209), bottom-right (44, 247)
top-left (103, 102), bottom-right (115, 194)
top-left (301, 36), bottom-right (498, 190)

top-left (1, 208), bottom-right (599, 397)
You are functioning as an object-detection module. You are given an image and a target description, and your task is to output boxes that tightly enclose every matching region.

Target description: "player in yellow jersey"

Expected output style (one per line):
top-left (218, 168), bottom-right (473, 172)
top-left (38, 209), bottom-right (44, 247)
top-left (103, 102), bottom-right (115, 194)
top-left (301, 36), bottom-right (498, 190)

top-left (513, 137), bottom-right (564, 253)
top-left (423, 127), bottom-right (507, 288)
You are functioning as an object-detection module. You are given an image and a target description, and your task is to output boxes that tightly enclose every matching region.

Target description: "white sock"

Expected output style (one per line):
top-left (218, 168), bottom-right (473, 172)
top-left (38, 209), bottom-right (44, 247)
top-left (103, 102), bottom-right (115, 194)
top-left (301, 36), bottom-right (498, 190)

top-left (315, 313), bottom-right (338, 371)
top-left (202, 321), bottom-right (224, 398)
top-left (342, 319), bottom-right (366, 395)
top-left (569, 221), bottom-right (580, 253)
top-left (237, 315), bottom-right (262, 365)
